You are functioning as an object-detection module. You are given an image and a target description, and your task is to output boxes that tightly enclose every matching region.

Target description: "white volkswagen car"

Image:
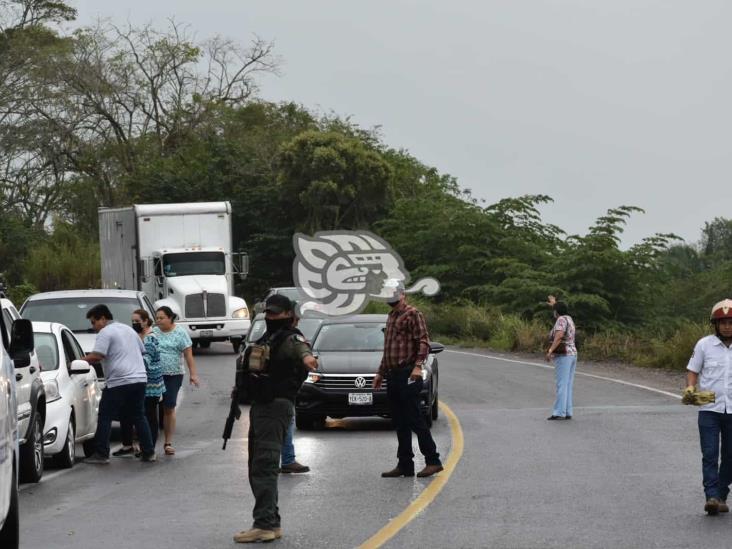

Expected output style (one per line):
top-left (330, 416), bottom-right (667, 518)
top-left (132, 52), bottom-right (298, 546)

top-left (32, 322), bottom-right (100, 467)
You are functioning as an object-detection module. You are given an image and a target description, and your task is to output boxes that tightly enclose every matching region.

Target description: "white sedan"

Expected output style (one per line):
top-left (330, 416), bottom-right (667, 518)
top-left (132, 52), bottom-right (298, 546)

top-left (32, 322), bottom-right (100, 468)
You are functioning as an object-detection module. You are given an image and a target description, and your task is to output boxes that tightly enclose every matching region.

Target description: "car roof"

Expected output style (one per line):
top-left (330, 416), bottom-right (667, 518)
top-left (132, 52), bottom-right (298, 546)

top-left (319, 314), bottom-right (388, 324)
top-left (25, 289), bottom-right (143, 301)
top-left (30, 321), bottom-right (63, 333)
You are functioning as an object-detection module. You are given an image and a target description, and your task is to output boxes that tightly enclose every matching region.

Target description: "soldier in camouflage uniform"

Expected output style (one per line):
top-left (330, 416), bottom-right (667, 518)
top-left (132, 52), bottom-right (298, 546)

top-left (234, 294), bottom-right (317, 544)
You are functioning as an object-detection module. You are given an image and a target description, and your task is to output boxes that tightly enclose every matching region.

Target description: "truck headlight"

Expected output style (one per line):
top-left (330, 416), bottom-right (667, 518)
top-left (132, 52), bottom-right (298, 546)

top-left (232, 307), bottom-right (249, 319)
top-left (44, 379), bottom-right (62, 403)
top-left (304, 372), bottom-right (321, 384)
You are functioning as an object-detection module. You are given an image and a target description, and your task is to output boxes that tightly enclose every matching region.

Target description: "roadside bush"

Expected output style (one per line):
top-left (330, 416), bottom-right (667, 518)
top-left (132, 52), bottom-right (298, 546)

top-left (637, 322), bottom-right (709, 370)
top-left (6, 282), bottom-right (38, 306)
top-left (24, 223), bottom-right (101, 291)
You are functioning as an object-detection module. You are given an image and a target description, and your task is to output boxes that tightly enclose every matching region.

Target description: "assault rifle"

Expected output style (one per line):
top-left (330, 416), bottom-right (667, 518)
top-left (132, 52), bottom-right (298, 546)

top-left (222, 388), bottom-right (241, 450)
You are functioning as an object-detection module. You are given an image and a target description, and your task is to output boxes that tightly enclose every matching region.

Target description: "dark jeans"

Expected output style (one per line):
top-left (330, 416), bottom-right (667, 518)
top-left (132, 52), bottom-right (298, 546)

top-left (248, 398), bottom-right (293, 530)
top-left (121, 397), bottom-right (161, 447)
top-left (698, 411), bottom-right (732, 500)
top-left (386, 367), bottom-right (441, 472)
top-left (94, 383), bottom-right (154, 458)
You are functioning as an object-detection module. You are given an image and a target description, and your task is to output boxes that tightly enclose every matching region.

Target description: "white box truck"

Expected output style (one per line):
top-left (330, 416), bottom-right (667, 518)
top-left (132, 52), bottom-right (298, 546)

top-left (98, 202), bottom-right (250, 352)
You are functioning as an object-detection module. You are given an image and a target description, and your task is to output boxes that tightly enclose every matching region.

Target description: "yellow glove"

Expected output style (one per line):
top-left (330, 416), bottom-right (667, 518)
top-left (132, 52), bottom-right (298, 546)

top-left (681, 386), bottom-right (716, 406)
top-left (695, 391), bottom-right (716, 405)
top-left (682, 386), bottom-right (696, 405)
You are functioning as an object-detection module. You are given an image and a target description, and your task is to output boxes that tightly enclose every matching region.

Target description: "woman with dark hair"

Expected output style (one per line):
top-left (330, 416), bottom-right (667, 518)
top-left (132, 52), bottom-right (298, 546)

top-left (114, 309), bottom-right (166, 457)
top-left (545, 295), bottom-right (578, 420)
top-left (154, 306), bottom-right (200, 455)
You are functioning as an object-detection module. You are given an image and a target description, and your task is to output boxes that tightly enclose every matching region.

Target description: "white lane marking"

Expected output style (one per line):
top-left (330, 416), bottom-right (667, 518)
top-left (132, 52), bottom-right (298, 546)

top-left (445, 349), bottom-right (681, 400)
top-left (19, 468), bottom-right (69, 491)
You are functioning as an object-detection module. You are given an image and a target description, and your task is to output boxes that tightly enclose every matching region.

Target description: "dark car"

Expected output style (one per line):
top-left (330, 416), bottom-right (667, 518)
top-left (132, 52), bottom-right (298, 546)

top-left (295, 314), bottom-right (443, 430)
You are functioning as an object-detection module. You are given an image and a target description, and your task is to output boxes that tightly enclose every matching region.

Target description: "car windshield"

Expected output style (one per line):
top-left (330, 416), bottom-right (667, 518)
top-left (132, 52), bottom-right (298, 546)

top-left (275, 288), bottom-right (302, 301)
top-left (297, 318), bottom-right (323, 342)
top-left (34, 332), bottom-right (59, 371)
top-left (312, 323), bottom-right (385, 352)
top-left (247, 318), bottom-right (266, 342)
top-left (163, 252), bottom-right (225, 277)
top-left (22, 297), bottom-right (141, 333)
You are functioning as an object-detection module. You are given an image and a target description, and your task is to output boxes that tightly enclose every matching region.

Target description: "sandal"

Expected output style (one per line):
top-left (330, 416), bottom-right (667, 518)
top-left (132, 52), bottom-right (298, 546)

top-left (164, 443), bottom-right (175, 455)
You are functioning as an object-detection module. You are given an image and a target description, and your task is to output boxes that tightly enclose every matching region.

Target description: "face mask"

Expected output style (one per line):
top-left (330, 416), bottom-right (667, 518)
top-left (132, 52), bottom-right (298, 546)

top-left (131, 322), bottom-right (143, 333)
top-left (266, 317), bottom-right (291, 333)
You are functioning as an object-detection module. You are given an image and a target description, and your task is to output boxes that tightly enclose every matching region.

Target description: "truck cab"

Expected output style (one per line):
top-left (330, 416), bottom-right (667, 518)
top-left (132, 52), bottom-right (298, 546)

top-left (149, 246), bottom-right (250, 351)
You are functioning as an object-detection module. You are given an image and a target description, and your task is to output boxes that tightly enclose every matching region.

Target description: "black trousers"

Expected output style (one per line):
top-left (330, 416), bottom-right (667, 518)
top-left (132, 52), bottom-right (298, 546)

top-left (121, 397), bottom-right (161, 447)
top-left (386, 367), bottom-right (441, 471)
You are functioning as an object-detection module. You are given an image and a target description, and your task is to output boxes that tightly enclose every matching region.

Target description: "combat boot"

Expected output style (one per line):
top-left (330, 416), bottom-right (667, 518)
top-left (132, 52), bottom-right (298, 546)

top-left (719, 500), bottom-right (729, 513)
top-left (233, 528), bottom-right (276, 543)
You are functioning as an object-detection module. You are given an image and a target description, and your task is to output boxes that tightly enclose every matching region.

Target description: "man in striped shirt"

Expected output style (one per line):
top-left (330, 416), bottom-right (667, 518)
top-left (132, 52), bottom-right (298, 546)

top-left (373, 280), bottom-right (443, 478)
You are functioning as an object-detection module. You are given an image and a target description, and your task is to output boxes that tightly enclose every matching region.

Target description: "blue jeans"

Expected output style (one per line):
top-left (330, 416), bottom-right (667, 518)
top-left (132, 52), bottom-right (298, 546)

top-left (552, 354), bottom-right (577, 418)
top-left (281, 417), bottom-right (296, 466)
top-left (698, 411), bottom-right (732, 500)
top-left (95, 382), bottom-right (154, 458)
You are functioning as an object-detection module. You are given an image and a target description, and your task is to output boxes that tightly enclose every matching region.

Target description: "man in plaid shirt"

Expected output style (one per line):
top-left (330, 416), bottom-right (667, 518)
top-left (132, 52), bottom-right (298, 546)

top-left (373, 280), bottom-right (443, 478)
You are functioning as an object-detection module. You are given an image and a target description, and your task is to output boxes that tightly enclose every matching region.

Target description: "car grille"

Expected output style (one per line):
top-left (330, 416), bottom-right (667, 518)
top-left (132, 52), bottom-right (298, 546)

top-left (185, 293), bottom-right (227, 318)
top-left (314, 374), bottom-right (387, 391)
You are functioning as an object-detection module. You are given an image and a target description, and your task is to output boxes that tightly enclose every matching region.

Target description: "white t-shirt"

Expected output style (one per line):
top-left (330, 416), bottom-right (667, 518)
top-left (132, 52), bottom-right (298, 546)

top-left (687, 334), bottom-right (732, 413)
top-left (93, 321), bottom-right (147, 388)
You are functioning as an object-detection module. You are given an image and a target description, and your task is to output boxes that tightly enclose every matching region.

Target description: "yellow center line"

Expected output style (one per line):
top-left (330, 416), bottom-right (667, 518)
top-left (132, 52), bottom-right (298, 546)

top-left (358, 401), bottom-right (465, 549)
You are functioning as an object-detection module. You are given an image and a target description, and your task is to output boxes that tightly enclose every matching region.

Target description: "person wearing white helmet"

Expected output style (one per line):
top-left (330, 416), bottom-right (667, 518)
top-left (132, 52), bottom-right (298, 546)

top-left (374, 278), bottom-right (443, 478)
top-left (686, 298), bottom-right (732, 515)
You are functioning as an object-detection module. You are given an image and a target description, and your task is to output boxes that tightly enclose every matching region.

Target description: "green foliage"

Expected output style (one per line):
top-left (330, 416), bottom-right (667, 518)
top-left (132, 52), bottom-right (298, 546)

top-left (23, 222), bottom-right (100, 291)
top-left (277, 131), bottom-right (393, 232)
top-left (7, 282), bottom-right (37, 305)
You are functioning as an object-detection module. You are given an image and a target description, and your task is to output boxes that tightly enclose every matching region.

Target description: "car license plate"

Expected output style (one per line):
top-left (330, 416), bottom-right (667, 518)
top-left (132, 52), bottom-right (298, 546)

top-left (200, 330), bottom-right (213, 338)
top-left (348, 393), bottom-right (373, 405)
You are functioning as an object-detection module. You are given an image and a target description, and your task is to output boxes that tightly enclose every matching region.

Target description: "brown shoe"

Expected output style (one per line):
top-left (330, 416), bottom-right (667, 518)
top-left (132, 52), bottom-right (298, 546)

top-left (417, 464), bottom-right (444, 478)
top-left (720, 500), bottom-right (729, 513)
top-left (705, 497), bottom-right (721, 515)
top-left (233, 528), bottom-right (276, 543)
top-left (381, 467), bottom-right (415, 478)
top-left (273, 527), bottom-right (283, 539)
top-left (280, 461), bottom-right (310, 474)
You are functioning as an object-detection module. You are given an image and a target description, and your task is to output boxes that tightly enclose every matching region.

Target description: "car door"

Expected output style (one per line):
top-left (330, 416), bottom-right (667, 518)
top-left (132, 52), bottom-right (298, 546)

top-left (2, 304), bottom-right (32, 437)
top-left (60, 330), bottom-right (92, 437)
top-left (68, 331), bottom-right (98, 434)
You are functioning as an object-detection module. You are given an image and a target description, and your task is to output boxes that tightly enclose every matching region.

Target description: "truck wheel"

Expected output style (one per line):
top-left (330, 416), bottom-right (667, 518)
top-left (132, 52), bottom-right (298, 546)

top-left (198, 340), bottom-right (211, 349)
top-left (19, 413), bottom-right (44, 483)
top-left (54, 417), bottom-right (75, 469)
top-left (0, 459), bottom-right (19, 548)
top-left (231, 338), bottom-right (243, 354)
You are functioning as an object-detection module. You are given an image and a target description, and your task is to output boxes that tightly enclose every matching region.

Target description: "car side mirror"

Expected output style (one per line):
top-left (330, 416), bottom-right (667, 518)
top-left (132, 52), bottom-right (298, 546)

top-left (9, 318), bottom-right (34, 368)
top-left (428, 342), bottom-right (445, 354)
top-left (69, 359), bottom-right (91, 375)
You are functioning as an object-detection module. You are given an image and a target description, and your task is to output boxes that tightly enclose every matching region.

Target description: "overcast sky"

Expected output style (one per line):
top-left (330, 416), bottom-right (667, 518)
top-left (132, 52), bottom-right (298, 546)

top-left (74, 0), bottom-right (731, 246)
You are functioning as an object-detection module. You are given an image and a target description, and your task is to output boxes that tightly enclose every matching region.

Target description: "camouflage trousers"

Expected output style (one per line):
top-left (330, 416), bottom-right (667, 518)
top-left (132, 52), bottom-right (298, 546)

top-left (248, 398), bottom-right (294, 529)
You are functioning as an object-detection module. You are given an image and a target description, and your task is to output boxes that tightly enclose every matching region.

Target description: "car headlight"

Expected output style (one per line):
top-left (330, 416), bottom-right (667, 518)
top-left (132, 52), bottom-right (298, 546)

top-left (232, 307), bottom-right (250, 319)
top-left (421, 368), bottom-right (428, 381)
top-left (44, 379), bottom-right (61, 403)
top-left (304, 372), bottom-right (321, 384)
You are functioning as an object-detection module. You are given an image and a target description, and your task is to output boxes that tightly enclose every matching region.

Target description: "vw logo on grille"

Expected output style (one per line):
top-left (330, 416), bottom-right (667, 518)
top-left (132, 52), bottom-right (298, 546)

top-left (354, 377), bottom-right (367, 389)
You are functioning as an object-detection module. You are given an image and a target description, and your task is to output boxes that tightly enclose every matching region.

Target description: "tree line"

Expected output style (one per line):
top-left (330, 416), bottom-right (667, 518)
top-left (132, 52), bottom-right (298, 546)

top-left (2, 1), bottom-right (732, 345)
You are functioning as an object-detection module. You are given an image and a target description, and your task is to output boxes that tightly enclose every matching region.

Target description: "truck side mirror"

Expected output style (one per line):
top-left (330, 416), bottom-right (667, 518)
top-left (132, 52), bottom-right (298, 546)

top-left (236, 252), bottom-right (249, 278)
top-left (9, 318), bottom-right (34, 368)
top-left (138, 258), bottom-right (152, 283)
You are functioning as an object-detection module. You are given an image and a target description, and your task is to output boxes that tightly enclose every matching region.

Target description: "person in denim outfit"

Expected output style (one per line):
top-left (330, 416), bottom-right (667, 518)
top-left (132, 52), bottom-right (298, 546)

top-left (545, 296), bottom-right (578, 420)
top-left (686, 298), bottom-right (732, 515)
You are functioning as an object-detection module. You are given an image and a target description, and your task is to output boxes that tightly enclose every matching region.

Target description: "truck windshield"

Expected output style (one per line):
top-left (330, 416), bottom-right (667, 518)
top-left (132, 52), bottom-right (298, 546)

top-left (163, 252), bottom-right (225, 277)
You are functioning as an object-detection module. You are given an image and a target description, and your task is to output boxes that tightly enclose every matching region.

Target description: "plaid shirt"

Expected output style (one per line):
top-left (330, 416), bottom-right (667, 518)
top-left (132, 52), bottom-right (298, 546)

top-left (378, 303), bottom-right (431, 376)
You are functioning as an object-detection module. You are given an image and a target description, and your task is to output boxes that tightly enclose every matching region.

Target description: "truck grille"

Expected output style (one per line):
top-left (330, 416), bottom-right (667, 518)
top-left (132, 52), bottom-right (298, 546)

top-left (314, 374), bottom-right (386, 391)
top-left (185, 293), bottom-right (226, 318)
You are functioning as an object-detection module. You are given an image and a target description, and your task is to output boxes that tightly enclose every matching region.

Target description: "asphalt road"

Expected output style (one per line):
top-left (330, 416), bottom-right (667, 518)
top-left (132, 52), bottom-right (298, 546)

top-left (17, 344), bottom-right (723, 549)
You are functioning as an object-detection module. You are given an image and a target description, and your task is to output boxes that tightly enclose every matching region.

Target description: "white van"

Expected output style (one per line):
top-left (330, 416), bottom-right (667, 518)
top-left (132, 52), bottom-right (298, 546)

top-left (0, 299), bottom-right (36, 548)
